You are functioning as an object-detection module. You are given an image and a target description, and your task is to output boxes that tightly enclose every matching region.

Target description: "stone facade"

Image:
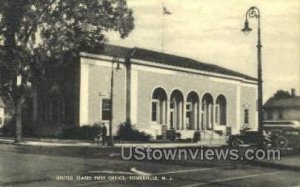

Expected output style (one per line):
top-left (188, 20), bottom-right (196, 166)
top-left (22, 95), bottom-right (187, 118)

top-left (79, 46), bottom-right (258, 139)
top-left (29, 45), bottom-right (258, 139)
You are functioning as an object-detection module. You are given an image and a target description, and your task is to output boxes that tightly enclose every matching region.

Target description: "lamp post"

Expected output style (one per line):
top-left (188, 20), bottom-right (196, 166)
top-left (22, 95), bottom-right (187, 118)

top-left (108, 57), bottom-right (120, 146)
top-left (241, 7), bottom-right (263, 135)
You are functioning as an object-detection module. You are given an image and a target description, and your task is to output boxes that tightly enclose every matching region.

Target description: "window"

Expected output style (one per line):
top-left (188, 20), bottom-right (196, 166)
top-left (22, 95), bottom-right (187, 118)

top-left (102, 99), bottom-right (111, 121)
top-left (152, 88), bottom-right (167, 124)
top-left (267, 112), bottom-right (273, 120)
top-left (151, 101), bottom-right (158, 122)
top-left (170, 90), bottom-right (184, 130)
top-left (201, 93), bottom-right (214, 130)
top-left (216, 95), bottom-right (226, 125)
top-left (51, 98), bottom-right (61, 122)
top-left (47, 95), bottom-right (66, 123)
top-left (278, 112), bottom-right (283, 119)
top-left (244, 109), bottom-right (249, 125)
top-left (186, 103), bottom-right (191, 111)
top-left (170, 100), bottom-right (174, 109)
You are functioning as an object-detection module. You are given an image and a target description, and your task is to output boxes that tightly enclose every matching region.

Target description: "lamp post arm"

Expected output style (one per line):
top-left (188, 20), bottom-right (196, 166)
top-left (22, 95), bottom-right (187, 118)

top-left (245, 6), bottom-right (261, 44)
top-left (246, 6), bottom-right (260, 19)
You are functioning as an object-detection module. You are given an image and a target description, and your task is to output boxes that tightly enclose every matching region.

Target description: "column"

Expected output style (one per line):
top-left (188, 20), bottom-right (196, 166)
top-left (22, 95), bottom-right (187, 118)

top-left (161, 100), bottom-right (166, 124)
top-left (166, 99), bottom-right (170, 129)
top-left (198, 102), bottom-right (201, 130)
top-left (177, 102), bottom-right (181, 130)
top-left (207, 104), bottom-right (211, 129)
top-left (193, 103), bottom-right (197, 130)
top-left (210, 104), bottom-right (214, 130)
top-left (182, 100), bottom-right (186, 130)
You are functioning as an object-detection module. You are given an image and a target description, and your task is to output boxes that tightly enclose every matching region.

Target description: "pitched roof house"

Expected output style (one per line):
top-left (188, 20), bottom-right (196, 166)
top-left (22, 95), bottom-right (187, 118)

top-left (264, 89), bottom-right (300, 121)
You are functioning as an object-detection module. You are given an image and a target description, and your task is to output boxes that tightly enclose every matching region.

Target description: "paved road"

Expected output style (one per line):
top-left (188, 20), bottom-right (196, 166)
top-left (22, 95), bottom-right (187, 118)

top-left (1, 144), bottom-right (300, 187)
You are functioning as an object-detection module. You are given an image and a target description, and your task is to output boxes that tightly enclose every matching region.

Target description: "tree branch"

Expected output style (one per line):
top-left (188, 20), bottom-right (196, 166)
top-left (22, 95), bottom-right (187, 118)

top-left (23, 0), bottom-right (57, 45)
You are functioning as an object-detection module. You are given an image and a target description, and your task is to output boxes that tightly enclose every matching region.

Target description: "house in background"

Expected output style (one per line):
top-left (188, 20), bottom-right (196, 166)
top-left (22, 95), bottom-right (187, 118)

top-left (0, 97), bottom-right (5, 128)
top-left (30, 44), bottom-right (258, 140)
top-left (264, 89), bottom-right (300, 121)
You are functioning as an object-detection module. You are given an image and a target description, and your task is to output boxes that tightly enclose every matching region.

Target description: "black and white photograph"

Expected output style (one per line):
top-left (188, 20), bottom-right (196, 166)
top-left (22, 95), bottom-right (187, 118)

top-left (0, 0), bottom-right (300, 186)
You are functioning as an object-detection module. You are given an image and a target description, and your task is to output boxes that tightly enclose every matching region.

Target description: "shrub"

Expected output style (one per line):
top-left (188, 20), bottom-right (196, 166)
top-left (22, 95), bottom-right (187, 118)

top-left (1, 117), bottom-right (15, 137)
top-left (1, 115), bottom-right (42, 137)
top-left (117, 122), bottom-right (151, 142)
top-left (61, 124), bottom-right (102, 140)
top-left (175, 132), bottom-right (181, 139)
top-left (166, 129), bottom-right (176, 141)
top-left (193, 131), bottom-right (201, 142)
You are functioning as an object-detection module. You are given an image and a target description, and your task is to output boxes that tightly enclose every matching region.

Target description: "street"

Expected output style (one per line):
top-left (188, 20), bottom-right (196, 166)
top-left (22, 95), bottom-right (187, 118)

top-left (1, 144), bottom-right (300, 187)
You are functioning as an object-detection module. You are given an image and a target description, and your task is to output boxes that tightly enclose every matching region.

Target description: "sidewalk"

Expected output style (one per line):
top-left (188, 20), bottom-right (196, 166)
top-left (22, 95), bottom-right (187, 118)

top-left (116, 139), bottom-right (226, 148)
top-left (0, 137), bottom-right (225, 148)
top-left (0, 137), bottom-right (100, 147)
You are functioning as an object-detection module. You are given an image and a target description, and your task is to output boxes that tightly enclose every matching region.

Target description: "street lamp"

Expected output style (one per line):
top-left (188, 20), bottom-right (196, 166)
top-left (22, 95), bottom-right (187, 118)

top-left (107, 57), bottom-right (121, 146)
top-left (241, 7), bottom-right (263, 135)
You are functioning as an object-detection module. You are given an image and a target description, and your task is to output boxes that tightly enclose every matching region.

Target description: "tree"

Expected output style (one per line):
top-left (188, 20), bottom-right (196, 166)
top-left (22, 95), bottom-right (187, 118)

top-left (0, 0), bottom-right (134, 142)
top-left (273, 90), bottom-right (291, 99)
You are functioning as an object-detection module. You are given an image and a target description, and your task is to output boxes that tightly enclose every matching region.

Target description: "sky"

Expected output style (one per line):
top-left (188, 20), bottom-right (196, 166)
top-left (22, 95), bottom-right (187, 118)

top-left (107, 0), bottom-right (300, 102)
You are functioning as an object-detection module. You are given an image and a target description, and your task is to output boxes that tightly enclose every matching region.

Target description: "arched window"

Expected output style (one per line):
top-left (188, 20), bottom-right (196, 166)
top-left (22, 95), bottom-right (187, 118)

top-left (244, 109), bottom-right (249, 125)
top-left (152, 88), bottom-right (167, 125)
top-left (170, 90), bottom-right (184, 130)
top-left (201, 93), bottom-right (214, 130)
top-left (186, 92), bottom-right (199, 130)
top-left (48, 85), bottom-right (65, 123)
top-left (216, 95), bottom-right (227, 126)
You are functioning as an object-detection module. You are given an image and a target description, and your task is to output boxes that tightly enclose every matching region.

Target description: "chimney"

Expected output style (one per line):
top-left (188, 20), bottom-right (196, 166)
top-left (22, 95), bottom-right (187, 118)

top-left (291, 88), bottom-right (296, 97)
